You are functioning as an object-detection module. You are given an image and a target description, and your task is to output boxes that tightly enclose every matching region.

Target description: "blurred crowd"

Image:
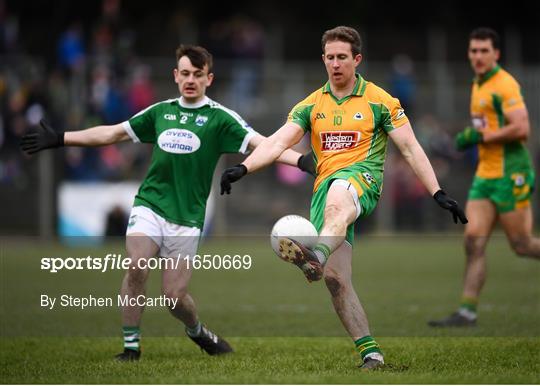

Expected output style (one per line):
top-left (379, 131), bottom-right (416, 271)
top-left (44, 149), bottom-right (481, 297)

top-left (1, 0), bottom-right (536, 233)
top-left (0, 0), bottom-right (273, 184)
top-left (1, 0), bottom-right (156, 183)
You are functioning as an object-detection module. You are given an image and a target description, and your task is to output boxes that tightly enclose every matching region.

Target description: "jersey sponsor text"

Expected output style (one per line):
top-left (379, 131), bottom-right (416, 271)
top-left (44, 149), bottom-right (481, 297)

top-left (157, 128), bottom-right (201, 154)
top-left (320, 131), bottom-right (360, 152)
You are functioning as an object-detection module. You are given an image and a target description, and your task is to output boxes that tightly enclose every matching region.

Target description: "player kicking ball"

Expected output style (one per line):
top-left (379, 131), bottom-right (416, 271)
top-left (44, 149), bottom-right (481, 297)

top-left (221, 26), bottom-right (467, 369)
top-left (20, 45), bottom-right (314, 361)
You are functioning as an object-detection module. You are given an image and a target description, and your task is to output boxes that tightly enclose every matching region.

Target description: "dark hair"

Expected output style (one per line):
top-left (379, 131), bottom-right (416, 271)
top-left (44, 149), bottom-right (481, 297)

top-left (175, 45), bottom-right (213, 72)
top-left (469, 27), bottom-right (500, 50)
top-left (321, 26), bottom-right (362, 56)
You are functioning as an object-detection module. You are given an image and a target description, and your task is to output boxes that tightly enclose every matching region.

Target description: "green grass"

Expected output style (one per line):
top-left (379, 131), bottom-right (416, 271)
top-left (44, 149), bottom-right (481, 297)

top-left (1, 337), bottom-right (539, 383)
top-left (1, 235), bottom-right (539, 383)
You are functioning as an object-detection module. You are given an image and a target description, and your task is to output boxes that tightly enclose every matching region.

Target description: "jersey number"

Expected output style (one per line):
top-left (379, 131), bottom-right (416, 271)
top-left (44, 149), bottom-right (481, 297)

top-left (180, 116), bottom-right (188, 124)
top-left (333, 116), bottom-right (342, 126)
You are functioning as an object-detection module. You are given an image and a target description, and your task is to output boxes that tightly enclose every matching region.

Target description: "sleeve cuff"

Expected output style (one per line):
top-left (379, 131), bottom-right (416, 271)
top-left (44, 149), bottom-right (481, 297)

top-left (239, 130), bottom-right (257, 154)
top-left (122, 121), bottom-right (140, 143)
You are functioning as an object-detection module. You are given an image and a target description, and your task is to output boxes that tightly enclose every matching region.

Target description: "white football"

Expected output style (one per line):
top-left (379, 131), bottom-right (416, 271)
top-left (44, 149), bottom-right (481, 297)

top-left (270, 215), bottom-right (318, 257)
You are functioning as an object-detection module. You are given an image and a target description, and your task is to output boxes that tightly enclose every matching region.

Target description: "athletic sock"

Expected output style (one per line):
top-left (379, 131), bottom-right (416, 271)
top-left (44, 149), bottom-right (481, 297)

top-left (355, 335), bottom-right (383, 363)
top-left (458, 296), bottom-right (478, 320)
top-left (185, 321), bottom-right (202, 337)
top-left (122, 326), bottom-right (140, 352)
top-left (313, 243), bottom-right (331, 265)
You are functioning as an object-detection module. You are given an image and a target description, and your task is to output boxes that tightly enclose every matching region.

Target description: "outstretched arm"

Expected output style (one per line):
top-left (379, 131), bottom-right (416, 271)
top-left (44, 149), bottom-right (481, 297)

top-left (20, 119), bottom-right (130, 155)
top-left (389, 122), bottom-right (468, 224)
top-left (247, 132), bottom-right (314, 176)
top-left (65, 123), bottom-right (130, 146)
top-left (220, 122), bottom-right (306, 194)
top-left (247, 133), bottom-right (302, 167)
top-left (244, 122), bottom-right (305, 173)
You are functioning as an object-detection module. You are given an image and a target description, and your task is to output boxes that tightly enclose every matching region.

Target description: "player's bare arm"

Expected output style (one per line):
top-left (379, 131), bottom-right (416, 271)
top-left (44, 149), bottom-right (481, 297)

top-left (480, 107), bottom-right (530, 144)
top-left (65, 123), bottom-right (130, 146)
top-left (247, 133), bottom-right (306, 168)
top-left (389, 122), bottom-right (468, 224)
top-left (388, 122), bottom-right (441, 195)
top-left (20, 119), bottom-right (129, 155)
top-left (243, 122), bottom-right (305, 173)
top-left (220, 122), bottom-right (306, 195)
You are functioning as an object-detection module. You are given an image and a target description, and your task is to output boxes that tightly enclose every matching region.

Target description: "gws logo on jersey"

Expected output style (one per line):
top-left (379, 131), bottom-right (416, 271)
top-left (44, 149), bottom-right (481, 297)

top-left (353, 112), bottom-right (363, 120)
top-left (164, 114), bottom-right (177, 120)
top-left (195, 115), bottom-right (208, 126)
top-left (320, 131), bottom-right (360, 152)
top-left (507, 98), bottom-right (518, 107)
top-left (158, 129), bottom-right (201, 154)
top-left (395, 109), bottom-right (406, 120)
top-left (362, 172), bottom-right (376, 185)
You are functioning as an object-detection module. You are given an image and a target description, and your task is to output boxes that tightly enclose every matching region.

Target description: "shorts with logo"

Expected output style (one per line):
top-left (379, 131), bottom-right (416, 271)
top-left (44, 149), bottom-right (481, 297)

top-left (468, 169), bottom-right (535, 213)
top-left (126, 206), bottom-right (201, 259)
top-left (310, 166), bottom-right (381, 246)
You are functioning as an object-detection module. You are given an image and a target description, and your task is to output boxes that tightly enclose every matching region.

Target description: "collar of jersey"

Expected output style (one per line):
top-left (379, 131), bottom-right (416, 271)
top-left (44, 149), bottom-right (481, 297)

top-left (177, 96), bottom-right (210, 109)
top-left (474, 64), bottom-right (501, 86)
top-left (322, 74), bottom-right (366, 105)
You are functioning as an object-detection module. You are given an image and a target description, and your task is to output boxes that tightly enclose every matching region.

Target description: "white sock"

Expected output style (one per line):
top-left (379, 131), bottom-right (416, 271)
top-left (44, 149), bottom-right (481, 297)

top-left (458, 307), bottom-right (477, 321)
top-left (314, 250), bottom-right (327, 265)
top-left (186, 321), bottom-right (202, 337)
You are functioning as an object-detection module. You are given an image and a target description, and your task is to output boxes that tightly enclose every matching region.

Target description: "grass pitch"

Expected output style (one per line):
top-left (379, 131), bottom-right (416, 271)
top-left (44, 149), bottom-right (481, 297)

top-left (1, 337), bottom-right (539, 384)
top-left (1, 234), bottom-right (539, 383)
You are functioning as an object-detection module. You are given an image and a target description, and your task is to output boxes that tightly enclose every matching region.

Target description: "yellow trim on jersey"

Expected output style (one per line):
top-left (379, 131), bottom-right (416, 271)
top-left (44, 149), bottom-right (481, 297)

top-left (347, 176), bottom-right (364, 197)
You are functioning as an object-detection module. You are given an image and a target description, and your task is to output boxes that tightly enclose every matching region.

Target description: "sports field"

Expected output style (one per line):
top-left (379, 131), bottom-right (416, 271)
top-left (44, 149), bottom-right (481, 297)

top-left (1, 234), bottom-right (539, 383)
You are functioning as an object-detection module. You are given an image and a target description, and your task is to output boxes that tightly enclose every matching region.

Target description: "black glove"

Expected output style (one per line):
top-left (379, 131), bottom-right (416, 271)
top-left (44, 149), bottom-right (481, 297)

top-left (433, 189), bottom-right (468, 224)
top-left (220, 164), bottom-right (248, 195)
top-left (297, 151), bottom-right (316, 177)
top-left (20, 119), bottom-right (64, 155)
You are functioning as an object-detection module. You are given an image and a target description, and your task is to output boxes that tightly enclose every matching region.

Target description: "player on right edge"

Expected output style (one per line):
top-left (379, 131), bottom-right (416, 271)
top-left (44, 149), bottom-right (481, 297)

top-left (429, 28), bottom-right (539, 328)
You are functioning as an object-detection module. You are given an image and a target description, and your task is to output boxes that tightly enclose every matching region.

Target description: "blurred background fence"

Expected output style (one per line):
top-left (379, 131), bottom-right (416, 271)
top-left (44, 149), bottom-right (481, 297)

top-left (1, 0), bottom-right (539, 236)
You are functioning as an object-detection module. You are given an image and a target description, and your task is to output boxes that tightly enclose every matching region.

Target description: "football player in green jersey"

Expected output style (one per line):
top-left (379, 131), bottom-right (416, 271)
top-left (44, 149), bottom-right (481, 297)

top-left (21, 45), bottom-right (314, 361)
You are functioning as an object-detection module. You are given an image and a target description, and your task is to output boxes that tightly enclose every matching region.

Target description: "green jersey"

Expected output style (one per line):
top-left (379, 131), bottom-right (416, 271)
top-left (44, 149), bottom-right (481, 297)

top-left (123, 96), bottom-right (255, 228)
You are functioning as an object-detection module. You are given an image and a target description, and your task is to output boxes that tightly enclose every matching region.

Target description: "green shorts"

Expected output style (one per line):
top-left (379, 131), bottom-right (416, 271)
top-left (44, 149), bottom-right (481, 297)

top-left (310, 167), bottom-right (381, 245)
top-left (468, 170), bottom-right (535, 213)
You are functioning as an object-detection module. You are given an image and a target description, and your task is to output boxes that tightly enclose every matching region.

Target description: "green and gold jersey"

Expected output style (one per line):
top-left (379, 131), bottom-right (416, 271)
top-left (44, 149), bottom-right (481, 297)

top-left (123, 96), bottom-right (255, 228)
top-left (287, 74), bottom-right (408, 193)
top-left (470, 65), bottom-right (532, 179)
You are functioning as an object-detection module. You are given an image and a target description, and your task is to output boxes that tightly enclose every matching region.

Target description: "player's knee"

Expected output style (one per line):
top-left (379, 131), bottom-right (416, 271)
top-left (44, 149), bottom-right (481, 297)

top-left (509, 237), bottom-right (530, 257)
top-left (324, 269), bottom-right (349, 297)
top-left (464, 234), bottom-right (487, 258)
top-left (125, 265), bottom-right (148, 287)
top-left (324, 204), bottom-right (348, 227)
top-left (162, 286), bottom-right (187, 303)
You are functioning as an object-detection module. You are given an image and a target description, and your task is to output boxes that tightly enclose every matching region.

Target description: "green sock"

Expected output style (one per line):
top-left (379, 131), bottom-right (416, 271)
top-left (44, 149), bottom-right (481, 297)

top-left (122, 326), bottom-right (140, 352)
top-left (314, 243), bottom-right (331, 264)
top-left (354, 335), bottom-right (382, 361)
top-left (459, 296), bottom-right (478, 313)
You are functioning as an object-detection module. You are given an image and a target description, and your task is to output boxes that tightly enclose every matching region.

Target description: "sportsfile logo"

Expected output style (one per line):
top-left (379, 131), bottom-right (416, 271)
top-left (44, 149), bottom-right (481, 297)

top-left (320, 131), bottom-right (360, 151)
